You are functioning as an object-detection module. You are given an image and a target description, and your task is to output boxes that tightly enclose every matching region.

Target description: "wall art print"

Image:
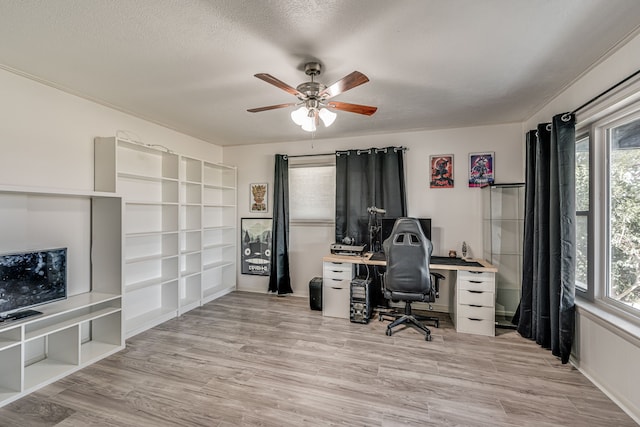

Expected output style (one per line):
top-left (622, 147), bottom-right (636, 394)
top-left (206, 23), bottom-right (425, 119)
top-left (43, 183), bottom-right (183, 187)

top-left (250, 183), bottom-right (268, 213)
top-left (468, 152), bottom-right (495, 188)
top-left (430, 154), bottom-right (454, 188)
top-left (241, 217), bottom-right (272, 276)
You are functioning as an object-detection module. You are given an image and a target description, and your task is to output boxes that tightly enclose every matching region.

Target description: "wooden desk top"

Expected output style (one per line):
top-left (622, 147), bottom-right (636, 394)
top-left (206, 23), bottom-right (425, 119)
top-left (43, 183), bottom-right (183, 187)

top-left (323, 252), bottom-right (498, 273)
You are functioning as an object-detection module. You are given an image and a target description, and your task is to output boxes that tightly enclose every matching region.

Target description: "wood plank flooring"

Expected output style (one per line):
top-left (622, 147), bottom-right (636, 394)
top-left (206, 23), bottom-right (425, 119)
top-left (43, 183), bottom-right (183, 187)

top-left (0, 291), bottom-right (636, 426)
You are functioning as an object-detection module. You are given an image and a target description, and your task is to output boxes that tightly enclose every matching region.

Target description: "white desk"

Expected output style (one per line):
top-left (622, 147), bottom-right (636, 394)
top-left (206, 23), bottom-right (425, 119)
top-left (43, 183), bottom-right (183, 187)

top-left (322, 253), bottom-right (498, 336)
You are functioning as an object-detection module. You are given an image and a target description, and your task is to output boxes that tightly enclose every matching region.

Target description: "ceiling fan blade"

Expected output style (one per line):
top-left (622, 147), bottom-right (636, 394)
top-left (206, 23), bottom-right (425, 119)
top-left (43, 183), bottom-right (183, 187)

top-left (319, 71), bottom-right (370, 99)
top-left (326, 101), bottom-right (377, 116)
top-left (247, 103), bottom-right (296, 113)
top-left (254, 73), bottom-right (304, 97)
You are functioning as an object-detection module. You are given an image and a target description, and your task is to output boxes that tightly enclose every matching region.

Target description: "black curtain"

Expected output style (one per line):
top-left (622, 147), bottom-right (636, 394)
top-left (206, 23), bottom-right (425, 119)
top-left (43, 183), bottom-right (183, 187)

top-left (268, 154), bottom-right (293, 295)
top-left (335, 147), bottom-right (407, 250)
top-left (517, 113), bottom-right (576, 364)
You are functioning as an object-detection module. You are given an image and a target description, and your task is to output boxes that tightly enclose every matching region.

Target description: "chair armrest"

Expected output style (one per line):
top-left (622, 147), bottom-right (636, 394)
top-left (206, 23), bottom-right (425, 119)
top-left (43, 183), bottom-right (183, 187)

top-left (430, 272), bottom-right (445, 298)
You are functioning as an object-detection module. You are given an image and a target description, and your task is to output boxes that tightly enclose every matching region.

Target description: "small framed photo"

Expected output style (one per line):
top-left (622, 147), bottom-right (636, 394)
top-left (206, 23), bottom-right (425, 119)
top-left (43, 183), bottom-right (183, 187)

top-left (250, 183), bottom-right (268, 213)
top-left (241, 218), bottom-right (272, 276)
top-left (430, 154), bottom-right (454, 188)
top-left (469, 152), bottom-right (495, 188)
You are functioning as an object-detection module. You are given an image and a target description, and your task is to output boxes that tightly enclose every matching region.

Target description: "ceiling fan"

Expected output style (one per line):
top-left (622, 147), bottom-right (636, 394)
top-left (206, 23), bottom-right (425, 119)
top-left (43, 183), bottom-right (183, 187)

top-left (247, 62), bottom-right (377, 132)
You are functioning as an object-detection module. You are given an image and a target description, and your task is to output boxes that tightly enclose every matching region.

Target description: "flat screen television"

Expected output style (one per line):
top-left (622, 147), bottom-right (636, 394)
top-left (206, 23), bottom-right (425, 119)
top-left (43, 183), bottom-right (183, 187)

top-left (380, 218), bottom-right (432, 248)
top-left (0, 248), bottom-right (67, 316)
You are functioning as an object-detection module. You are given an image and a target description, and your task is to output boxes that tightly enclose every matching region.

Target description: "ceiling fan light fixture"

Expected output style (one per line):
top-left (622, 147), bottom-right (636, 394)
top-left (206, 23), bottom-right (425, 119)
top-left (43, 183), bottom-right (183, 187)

top-left (318, 107), bottom-right (337, 127)
top-left (301, 114), bottom-right (317, 132)
top-left (291, 106), bottom-right (308, 126)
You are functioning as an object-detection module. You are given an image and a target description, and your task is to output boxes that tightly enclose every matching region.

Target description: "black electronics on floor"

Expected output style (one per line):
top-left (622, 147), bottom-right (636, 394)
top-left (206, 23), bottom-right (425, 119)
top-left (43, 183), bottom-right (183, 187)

top-left (350, 278), bottom-right (373, 323)
top-left (309, 277), bottom-right (322, 311)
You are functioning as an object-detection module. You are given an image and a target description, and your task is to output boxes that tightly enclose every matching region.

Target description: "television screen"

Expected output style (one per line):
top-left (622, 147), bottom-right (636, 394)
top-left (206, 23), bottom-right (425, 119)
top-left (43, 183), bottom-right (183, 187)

top-left (380, 218), bottom-right (431, 248)
top-left (0, 248), bottom-right (67, 315)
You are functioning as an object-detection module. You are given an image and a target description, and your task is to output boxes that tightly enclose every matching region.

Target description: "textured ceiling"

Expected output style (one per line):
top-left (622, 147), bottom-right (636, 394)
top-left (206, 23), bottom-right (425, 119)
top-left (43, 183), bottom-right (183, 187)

top-left (1, 0), bottom-right (639, 146)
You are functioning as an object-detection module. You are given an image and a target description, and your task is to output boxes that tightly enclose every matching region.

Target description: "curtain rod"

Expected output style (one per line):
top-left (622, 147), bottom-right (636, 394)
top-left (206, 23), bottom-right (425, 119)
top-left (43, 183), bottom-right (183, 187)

top-left (286, 146), bottom-right (407, 158)
top-left (571, 68), bottom-right (640, 116)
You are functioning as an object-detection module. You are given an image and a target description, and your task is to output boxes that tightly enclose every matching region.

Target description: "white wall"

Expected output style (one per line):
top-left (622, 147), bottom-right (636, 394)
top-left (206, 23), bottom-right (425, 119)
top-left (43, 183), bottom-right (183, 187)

top-left (0, 68), bottom-right (223, 191)
top-left (224, 122), bottom-right (523, 300)
top-left (524, 31), bottom-right (640, 423)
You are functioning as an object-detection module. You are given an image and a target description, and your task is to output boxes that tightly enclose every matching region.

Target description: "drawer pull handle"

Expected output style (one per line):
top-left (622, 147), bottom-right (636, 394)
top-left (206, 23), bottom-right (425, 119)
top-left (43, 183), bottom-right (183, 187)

top-left (332, 278), bottom-right (341, 282)
top-left (331, 262), bottom-right (343, 265)
top-left (469, 271), bottom-right (483, 274)
top-left (469, 304), bottom-right (483, 307)
top-left (468, 290), bottom-right (483, 294)
top-left (331, 287), bottom-right (342, 290)
top-left (331, 270), bottom-right (343, 273)
top-left (467, 317), bottom-right (483, 321)
top-left (469, 280), bottom-right (483, 284)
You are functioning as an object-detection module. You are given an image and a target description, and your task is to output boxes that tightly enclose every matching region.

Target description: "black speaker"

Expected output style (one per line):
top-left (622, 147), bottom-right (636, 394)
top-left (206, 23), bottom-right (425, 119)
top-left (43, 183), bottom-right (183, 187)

top-left (309, 277), bottom-right (322, 311)
top-left (350, 278), bottom-right (372, 323)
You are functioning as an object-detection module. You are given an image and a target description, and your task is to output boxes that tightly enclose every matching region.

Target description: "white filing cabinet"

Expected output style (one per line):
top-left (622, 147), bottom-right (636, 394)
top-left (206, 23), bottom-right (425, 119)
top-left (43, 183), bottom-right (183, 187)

top-left (322, 261), bottom-right (355, 318)
top-left (452, 270), bottom-right (496, 336)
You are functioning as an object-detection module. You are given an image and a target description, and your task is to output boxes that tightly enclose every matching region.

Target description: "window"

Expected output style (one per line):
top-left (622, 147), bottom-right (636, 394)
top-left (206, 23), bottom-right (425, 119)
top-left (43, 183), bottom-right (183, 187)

top-left (579, 95), bottom-right (640, 318)
top-left (289, 157), bottom-right (336, 223)
top-left (606, 115), bottom-right (640, 310)
top-left (575, 135), bottom-right (590, 292)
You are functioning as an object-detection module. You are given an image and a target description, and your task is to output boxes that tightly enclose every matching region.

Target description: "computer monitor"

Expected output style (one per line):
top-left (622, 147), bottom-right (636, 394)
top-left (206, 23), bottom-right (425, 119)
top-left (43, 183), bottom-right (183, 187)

top-left (380, 217), bottom-right (431, 249)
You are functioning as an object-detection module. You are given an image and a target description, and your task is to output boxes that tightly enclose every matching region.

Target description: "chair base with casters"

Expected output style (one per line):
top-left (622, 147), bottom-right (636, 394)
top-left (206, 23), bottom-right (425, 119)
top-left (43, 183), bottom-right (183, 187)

top-left (379, 272), bottom-right (444, 341)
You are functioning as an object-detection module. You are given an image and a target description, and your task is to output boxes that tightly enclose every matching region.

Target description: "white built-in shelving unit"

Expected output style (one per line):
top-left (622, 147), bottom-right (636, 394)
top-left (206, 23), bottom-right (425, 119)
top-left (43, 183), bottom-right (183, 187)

top-left (0, 185), bottom-right (124, 408)
top-left (94, 137), bottom-right (237, 338)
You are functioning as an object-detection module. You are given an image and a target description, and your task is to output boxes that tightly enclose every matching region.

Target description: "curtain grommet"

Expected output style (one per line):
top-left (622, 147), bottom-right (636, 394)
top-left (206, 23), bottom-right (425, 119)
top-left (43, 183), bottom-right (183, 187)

top-left (561, 113), bottom-right (572, 122)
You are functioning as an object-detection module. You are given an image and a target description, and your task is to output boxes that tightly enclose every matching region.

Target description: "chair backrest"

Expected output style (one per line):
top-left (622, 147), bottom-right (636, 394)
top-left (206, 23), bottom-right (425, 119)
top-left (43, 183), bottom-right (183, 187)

top-left (382, 217), bottom-right (434, 299)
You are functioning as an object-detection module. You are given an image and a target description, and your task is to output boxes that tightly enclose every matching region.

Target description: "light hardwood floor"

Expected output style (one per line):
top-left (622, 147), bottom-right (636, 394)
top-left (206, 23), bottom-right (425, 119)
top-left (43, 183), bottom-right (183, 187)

top-left (0, 291), bottom-right (635, 426)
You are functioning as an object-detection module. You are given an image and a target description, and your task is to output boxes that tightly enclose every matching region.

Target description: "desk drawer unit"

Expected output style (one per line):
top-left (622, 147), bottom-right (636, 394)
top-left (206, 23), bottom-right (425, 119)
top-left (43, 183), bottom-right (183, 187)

top-left (322, 262), bottom-right (355, 318)
top-left (455, 270), bottom-right (495, 336)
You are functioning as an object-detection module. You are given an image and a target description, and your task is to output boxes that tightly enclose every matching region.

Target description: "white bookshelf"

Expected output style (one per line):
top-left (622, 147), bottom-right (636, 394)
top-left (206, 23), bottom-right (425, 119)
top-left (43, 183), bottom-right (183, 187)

top-left (0, 186), bottom-right (124, 408)
top-left (95, 137), bottom-right (237, 336)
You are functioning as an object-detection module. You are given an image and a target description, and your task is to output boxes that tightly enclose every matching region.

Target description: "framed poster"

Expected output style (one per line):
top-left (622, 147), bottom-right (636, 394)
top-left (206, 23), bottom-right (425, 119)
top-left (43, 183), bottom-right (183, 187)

top-left (241, 218), bottom-right (272, 275)
top-left (250, 183), bottom-right (268, 213)
top-left (468, 152), bottom-right (495, 188)
top-left (430, 154), bottom-right (454, 188)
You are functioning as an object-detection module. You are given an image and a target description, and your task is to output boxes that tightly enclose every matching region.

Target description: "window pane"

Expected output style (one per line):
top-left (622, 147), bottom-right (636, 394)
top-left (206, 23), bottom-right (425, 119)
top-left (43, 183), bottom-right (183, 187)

top-left (576, 136), bottom-right (589, 211)
top-left (576, 214), bottom-right (588, 290)
top-left (608, 117), bottom-right (640, 309)
top-left (289, 165), bottom-right (336, 221)
top-left (575, 135), bottom-right (589, 291)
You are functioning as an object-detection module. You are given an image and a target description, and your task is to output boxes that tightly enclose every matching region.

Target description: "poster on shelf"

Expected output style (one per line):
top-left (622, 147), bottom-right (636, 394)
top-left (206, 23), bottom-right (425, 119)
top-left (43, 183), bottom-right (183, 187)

top-left (241, 218), bottom-right (272, 275)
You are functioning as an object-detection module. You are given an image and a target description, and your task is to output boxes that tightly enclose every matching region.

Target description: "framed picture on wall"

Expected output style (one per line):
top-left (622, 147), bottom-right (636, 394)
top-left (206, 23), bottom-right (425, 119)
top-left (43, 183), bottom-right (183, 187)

top-left (241, 217), bottom-right (272, 276)
top-left (429, 154), bottom-right (454, 188)
top-left (468, 152), bottom-right (495, 188)
top-left (250, 183), bottom-right (268, 213)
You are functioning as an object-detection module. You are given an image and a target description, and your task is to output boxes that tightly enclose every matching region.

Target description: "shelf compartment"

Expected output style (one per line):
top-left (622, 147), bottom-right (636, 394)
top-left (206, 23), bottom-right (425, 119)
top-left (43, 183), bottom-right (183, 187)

top-left (180, 274), bottom-right (202, 313)
top-left (117, 174), bottom-right (179, 204)
top-left (125, 203), bottom-right (178, 234)
top-left (24, 302), bottom-right (121, 342)
top-left (180, 252), bottom-right (202, 277)
top-left (124, 280), bottom-right (178, 335)
top-left (116, 140), bottom-right (179, 181)
top-left (180, 230), bottom-right (202, 253)
top-left (126, 232), bottom-right (178, 262)
top-left (181, 181), bottom-right (202, 204)
top-left (203, 162), bottom-right (236, 189)
top-left (24, 326), bottom-right (79, 391)
top-left (0, 345), bottom-right (22, 400)
top-left (0, 327), bottom-right (22, 352)
top-left (203, 205), bottom-right (236, 229)
top-left (181, 157), bottom-right (202, 184)
top-left (203, 185), bottom-right (235, 206)
top-left (80, 311), bottom-right (122, 365)
top-left (180, 204), bottom-right (201, 231)
top-left (125, 256), bottom-right (178, 290)
top-left (202, 265), bottom-right (235, 302)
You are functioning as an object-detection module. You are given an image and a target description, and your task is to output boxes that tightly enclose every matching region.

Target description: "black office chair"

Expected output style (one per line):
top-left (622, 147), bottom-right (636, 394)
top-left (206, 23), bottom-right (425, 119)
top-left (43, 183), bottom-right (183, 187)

top-left (379, 217), bottom-right (444, 341)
